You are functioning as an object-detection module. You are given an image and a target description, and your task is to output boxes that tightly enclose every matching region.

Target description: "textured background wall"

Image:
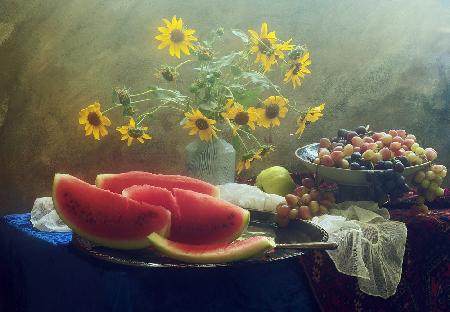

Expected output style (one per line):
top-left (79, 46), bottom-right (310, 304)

top-left (0, 0), bottom-right (449, 214)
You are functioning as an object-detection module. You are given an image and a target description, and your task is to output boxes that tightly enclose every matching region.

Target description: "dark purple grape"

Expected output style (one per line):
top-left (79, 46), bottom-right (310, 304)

top-left (337, 129), bottom-right (349, 138)
top-left (350, 162), bottom-right (361, 170)
top-left (374, 161), bottom-right (385, 170)
top-left (350, 152), bottom-right (362, 162)
top-left (397, 156), bottom-right (409, 167)
top-left (394, 162), bottom-right (405, 173)
top-left (384, 161), bottom-right (393, 169)
top-left (346, 131), bottom-right (358, 141)
top-left (360, 166), bottom-right (367, 170)
top-left (355, 126), bottom-right (367, 135)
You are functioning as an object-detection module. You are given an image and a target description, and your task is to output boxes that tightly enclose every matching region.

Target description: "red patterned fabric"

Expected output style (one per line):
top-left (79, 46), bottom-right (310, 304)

top-left (299, 207), bottom-right (450, 312)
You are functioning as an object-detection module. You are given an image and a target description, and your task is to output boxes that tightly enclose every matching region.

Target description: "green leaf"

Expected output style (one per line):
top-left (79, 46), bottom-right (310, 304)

top-left (231, 135), bottom-right (243, 153)
top-left (230, 65), bottom-right (242, 76)
top-left (239, 71), bottom-right (273, 90)
top-left (207, 51), bottom-right (242, 71)
top-left (199, 101), bottom-right (218, 111)
top-left (235, 88), bottom-right (261, 107)
top-left (231, 29), bottom-right (249, 43)
top-left (149, 86), bottom-right (188, 105)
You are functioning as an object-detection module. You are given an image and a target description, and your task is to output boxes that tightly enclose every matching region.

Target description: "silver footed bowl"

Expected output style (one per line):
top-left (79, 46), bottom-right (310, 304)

top-left (295, 143), bottom-right (431, 186)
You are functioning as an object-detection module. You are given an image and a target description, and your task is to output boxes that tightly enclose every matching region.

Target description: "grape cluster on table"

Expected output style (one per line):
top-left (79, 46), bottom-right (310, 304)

top-left (314, 127), bottom-right (437, 171)
top-left (275, 177), bottom-right (336, 227)
top-left (413, 164), bottom-right (447, 202)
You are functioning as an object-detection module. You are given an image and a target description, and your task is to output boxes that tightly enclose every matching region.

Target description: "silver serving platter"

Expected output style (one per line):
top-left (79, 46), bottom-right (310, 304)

top-left (72, 210), bottom-right (330, 268)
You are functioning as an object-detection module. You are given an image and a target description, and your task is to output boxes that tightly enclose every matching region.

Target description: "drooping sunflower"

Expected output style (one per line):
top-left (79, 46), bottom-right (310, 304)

top-left (284, 51), bottom-right (312, 88)
top-left (155, 16), bottom-right (197, 58)
top-left (116, 118), bottom-right (152, 146)
top-left (256, 95), bottom-right (289, 128)
top-left (221, 101), bottom-right (259, 135)
top-left (78, 102), bottom-right (111, 140)
top-left (248, 22), bottom-right (293, 72)
top-left (236, 150), bottom-right (262, 174)
top-left (183, 109), bottom-right (218, 142)
top-left (295, 103), bottom-right (325, 137)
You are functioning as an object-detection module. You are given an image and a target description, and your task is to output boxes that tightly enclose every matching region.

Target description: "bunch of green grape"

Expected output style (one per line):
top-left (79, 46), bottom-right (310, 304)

top-left (413, 164), bottom-right (447, 202)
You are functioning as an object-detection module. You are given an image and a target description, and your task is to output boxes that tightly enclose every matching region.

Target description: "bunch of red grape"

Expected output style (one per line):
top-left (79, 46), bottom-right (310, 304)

top-left (275, 177), bottom-right (336, 227)
top-left (314, 127), bottom-right (437, 171)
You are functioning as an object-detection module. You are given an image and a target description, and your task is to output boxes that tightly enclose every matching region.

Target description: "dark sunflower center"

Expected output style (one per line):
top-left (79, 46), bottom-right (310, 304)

top-left (234, 112), bottom-right (249, 125)
top-left (292, 63), bottom-right (302, 75)
top-left (170, 30), bottom-right (185, 43)
top-left (259, 38), bottom-right (273, 55)
top-left (128, 128), bottom-right (144, 139)
top-left (195, 118), bottom-right (209, 130)
top-left (87, 112), bottom-right (101, 126)
top-left (265, 104), bottom-right (280, 119)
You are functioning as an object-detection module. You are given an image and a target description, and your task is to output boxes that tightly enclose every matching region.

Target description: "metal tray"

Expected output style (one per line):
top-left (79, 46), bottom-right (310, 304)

top-left (72, 210), bottom-right (330, 268)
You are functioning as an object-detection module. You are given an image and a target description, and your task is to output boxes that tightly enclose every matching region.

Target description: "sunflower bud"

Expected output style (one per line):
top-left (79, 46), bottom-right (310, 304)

top-left (114, 87), bottom-right (131, 105)
top-left (288, 46), bottom-right (304, 61)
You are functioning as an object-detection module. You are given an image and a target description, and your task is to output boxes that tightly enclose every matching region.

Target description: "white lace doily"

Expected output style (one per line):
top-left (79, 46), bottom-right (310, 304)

top-left (312, 201), bottom-right (407, 299)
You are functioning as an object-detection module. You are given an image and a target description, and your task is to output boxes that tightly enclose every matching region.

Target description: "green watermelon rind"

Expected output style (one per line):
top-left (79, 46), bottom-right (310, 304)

top-left (95, 172), bottom-right (220, 198)
top-left (147, 233), bottom-right (276, 264)
top-left (53, 174), bottom-right (171, 250)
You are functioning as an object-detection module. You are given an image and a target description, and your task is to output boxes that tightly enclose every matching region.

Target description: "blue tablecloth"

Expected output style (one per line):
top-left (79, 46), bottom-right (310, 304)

top-left (0, 214), bottom-right (320, 312)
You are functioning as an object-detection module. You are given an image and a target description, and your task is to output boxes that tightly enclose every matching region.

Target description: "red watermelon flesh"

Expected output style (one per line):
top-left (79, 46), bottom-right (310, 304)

top-left (148, 233), bottom-right (275, 264)
top-left (52, 174), bottom-right (171, 250)
top-left (96, 171), bottom-right (219, 197)
top-left (123, 186), bottom-right (250, 245)
top-left (170, 188), bottom-right (249, 244)
top-left (122, 185), bottom-right (180, 219)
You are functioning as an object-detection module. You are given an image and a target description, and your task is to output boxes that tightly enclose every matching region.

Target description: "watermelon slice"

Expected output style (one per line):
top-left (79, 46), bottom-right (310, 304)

top-left (123, 185), bottom-right (250, 245)
top-left (148, 233), bottom-right (275, 263)
top-left (96, 171), bottom-right (219, 197)
top-left (52, 174), bottom-right (171, 250)
top-left (122, 185), bottom-right (180, 219)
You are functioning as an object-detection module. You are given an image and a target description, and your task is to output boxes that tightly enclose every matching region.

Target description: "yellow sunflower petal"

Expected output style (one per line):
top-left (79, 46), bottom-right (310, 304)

top-left (169, 44), bottom-right (176, 56)
top-left (157, 41), bottom-right (170, 49)
top-left (129, 118), bottom-right (136, 128)
top-left (93, 127), bottom-right (100, 140)
top-left (85, 125), bottom-right (93, 136)
top-left (180, 44), bottom-right (190, 55)
top-left (101, 115), bottom-right (111, 126)
top-left (174, 45), bottom-right (181, 58)
top-left (261, 22), bottom-right (268, 37)
top-left (99, 126), bottom-right (108, 137)
top-left (142, 133), bottom-right (152, 140)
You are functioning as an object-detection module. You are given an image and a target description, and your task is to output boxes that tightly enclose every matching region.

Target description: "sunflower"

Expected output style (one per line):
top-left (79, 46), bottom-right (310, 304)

top-left (248, 22), bottom-right (293, 72)
top-left (116, 118), bottom-right (152, 146)
top-left (256, 95), bottom-right (289, 128)
top-left (284, 52), bottom-right (312, 88)
top-left (305, 102), bottom-right (325, 122)
top-left (221, 101), bottom-right (259, 135)
top-left (155, 16), bottom-right (197, 58)
top-left (183, 109), bottom-right (218, 142)
top-left (236, 150), bottom-right (262, 174)
top-left (78, 102), bottom-right (111, 140)
top-left (295, 103), bottom-right (325, 137)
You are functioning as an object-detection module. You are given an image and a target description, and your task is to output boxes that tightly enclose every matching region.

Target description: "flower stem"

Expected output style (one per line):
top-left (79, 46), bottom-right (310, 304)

top-left (130, 89), bottom-right (154, 97)
top-left (175, 59), bottom-right (192, 69)
top-left (102, 104), bottom-right (122, 114)
top-left (130, 98), bottom-right (153, 104)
